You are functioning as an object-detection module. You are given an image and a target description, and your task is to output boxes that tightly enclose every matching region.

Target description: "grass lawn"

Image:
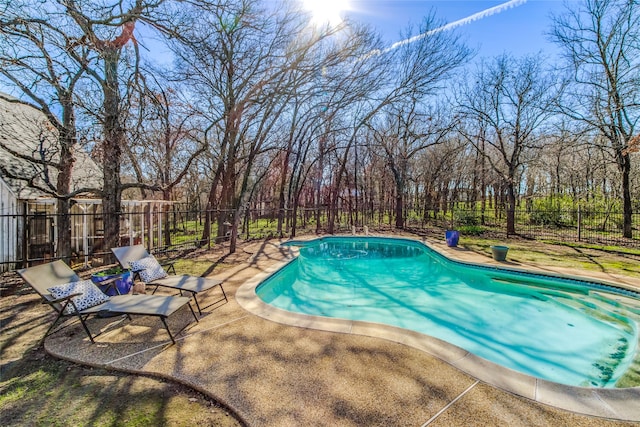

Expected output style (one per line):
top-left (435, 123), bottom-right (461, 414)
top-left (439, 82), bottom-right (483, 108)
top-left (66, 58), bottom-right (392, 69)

top-left (458, 235), bottom-right (640, 280)
top-left (0, 352), bottom-right (240, 427)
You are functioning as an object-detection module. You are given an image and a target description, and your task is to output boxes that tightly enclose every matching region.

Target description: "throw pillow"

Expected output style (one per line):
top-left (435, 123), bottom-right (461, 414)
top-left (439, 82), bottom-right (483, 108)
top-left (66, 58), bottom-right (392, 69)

top-left (48, 280), bottom-right (110, 315)
top-left (129, 255), bottom-right (168, 282)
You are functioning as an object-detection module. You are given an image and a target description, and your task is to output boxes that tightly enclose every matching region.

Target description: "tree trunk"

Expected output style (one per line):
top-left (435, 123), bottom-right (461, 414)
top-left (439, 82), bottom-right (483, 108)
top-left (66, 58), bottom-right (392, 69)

top-left (315, 138), bottom-right (325, 234)
top-left (163, 189), bottom-right (172, 247)
top-left (395, 191), bottom-right (403, 229)
top-left (327, 184), bottom-right (338, 234)
top-left (619, 152), bottom-right (632, 238)
top-left (276, 149), bottom-right (291, 237)
top-left (55, 139), bottom-right (73, 261)
top-left (291, 195), bottom-right (300, 238)
top-left (55, 105), bottom-right (76, 262)
top-left (506, 181), bottom-right (517, 235)
top-left (101, 49), bottom-right (123, 253)
top-left (200, 160), bottom-right (224, 247)
top-left (56, 199), bottom-right (72, 262)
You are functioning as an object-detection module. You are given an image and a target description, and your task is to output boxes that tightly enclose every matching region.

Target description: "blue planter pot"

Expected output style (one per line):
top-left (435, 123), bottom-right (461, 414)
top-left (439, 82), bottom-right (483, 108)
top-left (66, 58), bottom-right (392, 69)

top-left (91, 270), bottom-right (133, 296)
top-left (445, 230), bottom-right (459, 247)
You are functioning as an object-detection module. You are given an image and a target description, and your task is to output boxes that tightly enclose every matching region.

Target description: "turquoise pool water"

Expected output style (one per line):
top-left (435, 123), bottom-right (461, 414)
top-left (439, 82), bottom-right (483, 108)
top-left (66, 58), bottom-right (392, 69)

top-left (257, 237), bottom-right (640, 387)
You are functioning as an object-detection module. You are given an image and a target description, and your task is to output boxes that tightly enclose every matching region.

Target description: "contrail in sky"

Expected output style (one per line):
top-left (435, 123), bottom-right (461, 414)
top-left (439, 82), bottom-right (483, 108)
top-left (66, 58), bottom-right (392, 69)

top-left (362, 0), bottom-right (528, 59)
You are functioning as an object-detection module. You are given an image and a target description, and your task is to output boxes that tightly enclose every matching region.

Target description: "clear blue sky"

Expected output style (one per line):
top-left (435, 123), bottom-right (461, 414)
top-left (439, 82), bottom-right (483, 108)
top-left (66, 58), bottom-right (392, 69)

top-left (1, 0), bottom-right (575, 97)
top-left (346, 0), bottom-right (574, 61)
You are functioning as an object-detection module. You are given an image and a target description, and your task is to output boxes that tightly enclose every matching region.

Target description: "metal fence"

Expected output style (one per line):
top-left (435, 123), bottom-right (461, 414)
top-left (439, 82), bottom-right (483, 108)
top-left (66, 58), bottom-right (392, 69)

top-left (1, 206), bottom-right (638, 272)
top-left (406, 206), bottom-right (640, 247)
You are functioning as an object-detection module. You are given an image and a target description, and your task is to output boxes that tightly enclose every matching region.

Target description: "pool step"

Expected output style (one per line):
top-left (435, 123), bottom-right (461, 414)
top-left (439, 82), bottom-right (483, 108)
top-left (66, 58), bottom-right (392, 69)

top-left (489, 277), bottom-right (637, 332)
top-left (490, 275), bottom-right (589, 295)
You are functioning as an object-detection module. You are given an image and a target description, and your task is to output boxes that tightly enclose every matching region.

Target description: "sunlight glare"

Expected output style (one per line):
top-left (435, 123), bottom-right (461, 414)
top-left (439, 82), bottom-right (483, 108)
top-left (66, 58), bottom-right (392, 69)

top-left (303, 0), bottom-right (349, 27)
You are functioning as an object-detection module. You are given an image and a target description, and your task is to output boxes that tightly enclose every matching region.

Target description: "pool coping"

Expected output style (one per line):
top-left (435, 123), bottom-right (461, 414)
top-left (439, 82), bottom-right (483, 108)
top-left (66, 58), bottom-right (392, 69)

top-left (236, 235), bottom-right (640, 422)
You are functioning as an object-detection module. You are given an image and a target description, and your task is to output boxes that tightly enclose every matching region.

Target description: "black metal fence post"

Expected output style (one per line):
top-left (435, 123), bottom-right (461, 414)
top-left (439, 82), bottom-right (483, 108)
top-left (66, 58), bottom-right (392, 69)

top-left (578, 205), bottom-right (582, 242)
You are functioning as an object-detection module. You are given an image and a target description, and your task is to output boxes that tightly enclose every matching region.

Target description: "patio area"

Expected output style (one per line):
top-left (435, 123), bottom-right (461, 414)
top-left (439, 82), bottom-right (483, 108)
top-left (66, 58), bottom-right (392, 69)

top-left (42, 237), bottom-right (640, 426)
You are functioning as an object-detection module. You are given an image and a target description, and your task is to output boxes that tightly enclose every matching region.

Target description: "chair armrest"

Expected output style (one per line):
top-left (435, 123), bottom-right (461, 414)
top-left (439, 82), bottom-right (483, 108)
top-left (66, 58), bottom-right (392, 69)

top-left (97, 276), bottom-right (122, 294)
top-left (159, 260), bottom-right (176, 275)
top-left (44, 292), bottom-right (83, 305)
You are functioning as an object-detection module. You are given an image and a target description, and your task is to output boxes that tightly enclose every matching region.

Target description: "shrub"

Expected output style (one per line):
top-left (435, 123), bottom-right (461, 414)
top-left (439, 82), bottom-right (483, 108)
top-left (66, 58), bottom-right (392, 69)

top-left (454, 210), bottom-right (479, 226)
top-left (529, 210), bottom-right (562, 226)
top-left (458, 225), bottom-right (485, 236)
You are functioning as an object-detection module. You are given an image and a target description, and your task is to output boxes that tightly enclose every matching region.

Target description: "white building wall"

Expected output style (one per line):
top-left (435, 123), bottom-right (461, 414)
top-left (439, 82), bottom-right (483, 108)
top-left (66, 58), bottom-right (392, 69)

top-left (0, 178), bottom-right (18, 272)
top-left (0, 194), bottom-right (172, 271)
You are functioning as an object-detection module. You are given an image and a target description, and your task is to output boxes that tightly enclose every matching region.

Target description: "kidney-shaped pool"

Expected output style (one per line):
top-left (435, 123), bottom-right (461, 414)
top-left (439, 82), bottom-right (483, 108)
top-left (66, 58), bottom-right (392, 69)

top-left (255, 236), bottom-right (640, 388)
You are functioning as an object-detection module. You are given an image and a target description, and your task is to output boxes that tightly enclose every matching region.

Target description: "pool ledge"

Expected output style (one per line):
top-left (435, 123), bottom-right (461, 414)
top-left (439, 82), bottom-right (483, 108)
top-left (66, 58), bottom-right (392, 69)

top-left (236, 252), bottom-right (640, 422)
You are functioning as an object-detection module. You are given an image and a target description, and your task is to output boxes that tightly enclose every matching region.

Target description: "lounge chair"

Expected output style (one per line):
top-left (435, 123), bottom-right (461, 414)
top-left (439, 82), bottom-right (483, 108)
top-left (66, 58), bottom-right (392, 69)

top-left (111, 245), bottom-right (227, 315)
top-left (18, 260), bottom-right (198, 344)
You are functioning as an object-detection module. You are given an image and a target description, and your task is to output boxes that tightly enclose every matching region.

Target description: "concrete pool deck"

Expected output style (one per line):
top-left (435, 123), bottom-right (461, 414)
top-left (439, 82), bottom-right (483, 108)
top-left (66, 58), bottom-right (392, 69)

top-left (44, 236), bottom-right (640, 426)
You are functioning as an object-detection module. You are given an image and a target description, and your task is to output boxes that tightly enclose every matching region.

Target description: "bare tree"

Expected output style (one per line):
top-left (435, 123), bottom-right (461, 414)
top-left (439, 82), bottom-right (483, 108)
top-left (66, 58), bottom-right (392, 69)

top-left (551, 0), bottom-right (640, 238)
top-left (274, 79), bottom-right (323, 237)
top-left (171, 0), bottom-right (381, 251)
top-left (62, 0), bottom-right (145, 251)
top-left (412, 138), bottom-right (467, 220)
top-left (0, 2), bottom-right (96, 262)
top-left (368, 101), bottom-right (455, 228)
top-left (2, 0), bottom-right (209, 254)
top-left (171, 0), bottom-right (301, 252)
top-left (323, 13), bottom-right (471, 233)
top-left (131, 83), bottom-right (212, 245)
top-left (456, 54), bottom-right (561, 234)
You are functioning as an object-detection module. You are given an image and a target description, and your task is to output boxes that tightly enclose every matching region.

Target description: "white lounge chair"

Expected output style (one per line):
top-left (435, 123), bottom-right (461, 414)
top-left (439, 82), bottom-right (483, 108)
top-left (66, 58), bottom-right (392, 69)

top-left (18, 260), bottom-right (198, 344)
top-left (111, 245), bottom-right (227, 315)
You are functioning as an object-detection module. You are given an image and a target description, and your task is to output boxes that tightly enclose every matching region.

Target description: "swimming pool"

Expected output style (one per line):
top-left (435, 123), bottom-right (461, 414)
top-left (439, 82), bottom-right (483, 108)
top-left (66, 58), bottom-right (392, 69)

top-left (256, 236), bottom-right (640, 388)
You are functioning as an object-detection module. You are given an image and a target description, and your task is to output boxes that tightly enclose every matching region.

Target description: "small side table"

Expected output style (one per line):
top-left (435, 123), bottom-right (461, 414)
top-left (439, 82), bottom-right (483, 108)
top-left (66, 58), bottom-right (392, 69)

top-left (91, 270), bottom-right (133, 295)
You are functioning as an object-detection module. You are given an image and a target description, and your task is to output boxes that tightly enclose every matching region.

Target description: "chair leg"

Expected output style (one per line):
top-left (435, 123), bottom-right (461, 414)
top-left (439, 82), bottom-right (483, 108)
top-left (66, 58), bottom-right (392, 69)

top-left (189, 303), bottom-right (200, 322)
top-left (177, 289), bottom-right (201, 315)
top-left (160, 317), bottom-right (176, 344)
top-left (41, 311), bottom-right (95, 344)
top-left (160, 302), bottom-right (199, 345)
top-left (192, 294), bottom-right (202, 315)
top-left (44, 301), bottom-right (95, 344)
top-left (76, 314), bottom-right (96, 343)
top-left (40, 310), bottom-right (66, 345)
top-left (187, 302), bottom-right (199, 322)
top-left (219, 284), bottom-right (228, 302)
top-left (192, 285), bottom-right (228, 315)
